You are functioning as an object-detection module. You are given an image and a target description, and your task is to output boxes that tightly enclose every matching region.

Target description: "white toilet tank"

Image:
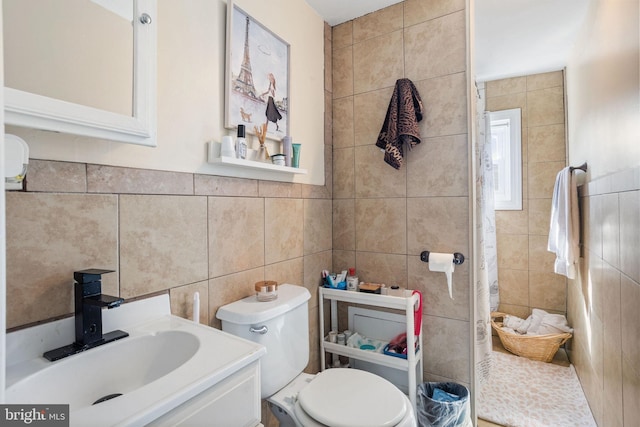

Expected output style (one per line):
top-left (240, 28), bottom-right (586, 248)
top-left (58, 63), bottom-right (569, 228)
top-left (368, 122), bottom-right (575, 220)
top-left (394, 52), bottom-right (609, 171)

top-left (216, 284), bottom-right (310, 398)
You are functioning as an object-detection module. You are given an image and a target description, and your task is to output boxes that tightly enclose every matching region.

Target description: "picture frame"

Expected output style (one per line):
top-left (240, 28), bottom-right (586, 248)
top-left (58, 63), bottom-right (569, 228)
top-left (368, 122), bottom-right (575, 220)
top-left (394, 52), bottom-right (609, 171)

top-left (225, 1), bottom-right (290, 141)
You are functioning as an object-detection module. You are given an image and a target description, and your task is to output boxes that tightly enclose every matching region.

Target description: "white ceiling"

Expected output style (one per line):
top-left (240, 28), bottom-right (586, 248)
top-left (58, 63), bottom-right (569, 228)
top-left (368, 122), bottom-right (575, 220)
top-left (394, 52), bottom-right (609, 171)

top-left (304, 0), bottom-right (593, 82)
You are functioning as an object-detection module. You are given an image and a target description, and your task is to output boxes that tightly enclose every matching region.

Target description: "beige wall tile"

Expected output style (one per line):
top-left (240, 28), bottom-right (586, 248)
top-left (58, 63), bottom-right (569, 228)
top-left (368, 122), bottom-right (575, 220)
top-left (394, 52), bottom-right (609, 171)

top-left (353, 30), bottom-right (404, 94)
top-left (208, 268), bottom-right (265, 329)
top-left (264, 258), bottom-right (304, 288)
top-left (619, 190), bottom-right (640, 282)
top-left (423, 315), bottom-right (470, 382)
top-left (332, 46), bottom-right (353, 99)
top-left (265, 198), bottom-right (304, 264)
top-left (601, 263), bottom-right (623, 427)
top-left (527, 86), bottom-right (565, 127)
top-left (496, 234), bottom-right (528, 270)
top-left (324, 35), bottom-right (333, 93)
top-left (528, 234), bottom-right (556, 272)
top-left (355, 198), bottom-right (407, 254)
top-left (356, 252), bottom-right (407, 288)
top-left (333, 199), bottom-right (356, 250)
top-left (601, 193), bottom-right (620, 269)
top-left (304, 251), bottom-right (332, 309)
top-left (621, 275), bottom-right (640, 374)
top-left (333, 250), bottom-right (355, 273)
top-left (526, 70), bottom-right (563, 91)
top-left (528, 161), bottom-right (565, 199)
top-left (355, 145), bottom-right (407, 198)
top-left (409, 256), bottom-right (469, 320)
top-left (333, 96), bottom-right (354, 148)
top-left (87, 164), bottom-right (193, 195)
top-left (353, 3), bottom-right (403, 43)
top-left (622, 356), bottom-right (640, 427)
top-left (353, 87), bottom-right (394, 147)
top-left (485, 76), bottom-right (526, 97)
top-left (27, 159), bottom-right (87, 193)
top-left (169, 280), bottom-right (209, 324)
top-left (120, 195), bottom-right (208, 298)
top-left (407, 197), bottom-right (469, 255)
top-left (485, 92), bottom-right (527, 123)
top-left (208, 197), bottom-right (264, 277)
top-left (332, 21), bottom-right (352, 49)
top-left (528, 124), bottom-right (566, 163)
top-left (258, 181), bottom-right (302, 198)
top-left (495, 201), bottom-right (529, 235)
top-left (333, 147), bottom-right (355, 199)
top-left (324, 91), bottom-right (333, 145)
top-left (406, 134), bottom-right (469, 197)
top-left (529, 271), bottom-right (567, 311)
top-left (528, 198), bottom-right (552, 235)
top-left (403, 0), bottom-right (465, 27)
top-left (404, 11), bottom-right (466, 81)
top-left (194, 174), bottom-right (258, 197)
top-left (6, 193), bottom-right (118, 328)
top-left (498, 269), bottom-right (529, 306)
top-left (416, 72), bottom-right (468, 138)
top-left (304, 199), bottom-right (332, 254)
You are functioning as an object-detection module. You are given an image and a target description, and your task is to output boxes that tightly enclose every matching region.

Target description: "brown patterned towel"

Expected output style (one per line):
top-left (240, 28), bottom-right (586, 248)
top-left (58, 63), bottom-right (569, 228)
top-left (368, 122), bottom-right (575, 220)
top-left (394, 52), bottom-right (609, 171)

top-left (375, 78), bottom-right (423, 169)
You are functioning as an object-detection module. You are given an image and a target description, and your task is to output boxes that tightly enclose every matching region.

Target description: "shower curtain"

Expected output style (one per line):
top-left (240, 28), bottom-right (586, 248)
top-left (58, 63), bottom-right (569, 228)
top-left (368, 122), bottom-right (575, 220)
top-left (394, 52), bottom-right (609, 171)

top-left (475, 87), bottom-right (499, 386)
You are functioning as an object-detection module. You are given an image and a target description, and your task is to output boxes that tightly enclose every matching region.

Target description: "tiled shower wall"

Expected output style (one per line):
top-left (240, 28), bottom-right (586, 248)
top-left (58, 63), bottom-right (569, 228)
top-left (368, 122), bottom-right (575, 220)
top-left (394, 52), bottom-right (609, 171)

top-left (331, 0), bottom-right (472, 385)
top-left (570, 169), bottom-right (640, 426)
top-left (485, 71), bottom-right (569, 318)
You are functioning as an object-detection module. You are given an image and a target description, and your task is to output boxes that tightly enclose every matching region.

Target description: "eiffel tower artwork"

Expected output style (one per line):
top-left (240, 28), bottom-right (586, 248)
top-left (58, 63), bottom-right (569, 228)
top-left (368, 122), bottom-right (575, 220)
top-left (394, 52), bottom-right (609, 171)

top-left (226, 5), bottom-right (289, 138)
top-left (233, 16), bottom-right (258, 100)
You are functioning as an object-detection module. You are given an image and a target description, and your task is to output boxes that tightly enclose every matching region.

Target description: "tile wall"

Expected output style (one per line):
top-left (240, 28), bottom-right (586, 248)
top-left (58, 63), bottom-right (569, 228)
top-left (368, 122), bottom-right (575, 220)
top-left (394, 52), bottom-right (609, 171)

top-left (331, 0), bottom-right (472, 385)
top-left (570, 168), bottom-right (640, 426)
top-left (485, 71), bottom-right (568, 318)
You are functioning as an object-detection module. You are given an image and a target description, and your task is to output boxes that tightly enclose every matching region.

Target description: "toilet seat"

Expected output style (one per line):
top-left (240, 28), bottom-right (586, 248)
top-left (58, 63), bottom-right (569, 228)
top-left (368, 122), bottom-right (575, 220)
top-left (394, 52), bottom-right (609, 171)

top-left (296, 369), bottom-right (408, 427)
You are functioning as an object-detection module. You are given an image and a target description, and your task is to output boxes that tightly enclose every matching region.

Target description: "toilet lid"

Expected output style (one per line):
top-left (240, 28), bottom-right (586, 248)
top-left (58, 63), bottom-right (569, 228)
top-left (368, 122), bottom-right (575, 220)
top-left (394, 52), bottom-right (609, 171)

top-left (297, 369), bottom-right (407, 427)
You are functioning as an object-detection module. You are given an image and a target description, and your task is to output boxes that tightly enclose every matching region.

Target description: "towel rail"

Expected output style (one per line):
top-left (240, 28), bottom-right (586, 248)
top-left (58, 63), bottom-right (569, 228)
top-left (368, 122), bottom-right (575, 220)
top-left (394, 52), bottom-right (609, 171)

top-left (569, 162), bottom-right (587, 173)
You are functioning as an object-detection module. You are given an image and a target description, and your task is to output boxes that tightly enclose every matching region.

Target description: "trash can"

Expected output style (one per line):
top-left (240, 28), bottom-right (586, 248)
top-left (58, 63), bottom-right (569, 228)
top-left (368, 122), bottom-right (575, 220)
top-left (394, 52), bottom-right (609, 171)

top-left (416, 382), bottom-right (471, 427)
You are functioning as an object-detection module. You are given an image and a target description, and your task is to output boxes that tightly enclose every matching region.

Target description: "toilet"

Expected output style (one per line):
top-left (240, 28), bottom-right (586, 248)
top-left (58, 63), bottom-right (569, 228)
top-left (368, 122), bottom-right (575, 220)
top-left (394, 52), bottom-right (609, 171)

top-left (216, 284), bottom-right (416, 427)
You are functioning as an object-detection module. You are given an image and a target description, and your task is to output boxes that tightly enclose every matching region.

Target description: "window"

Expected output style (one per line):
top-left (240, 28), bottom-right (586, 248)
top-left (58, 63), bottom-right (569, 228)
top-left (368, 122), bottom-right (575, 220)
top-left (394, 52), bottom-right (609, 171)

top-left (489, 108), bottom-right (522, 210)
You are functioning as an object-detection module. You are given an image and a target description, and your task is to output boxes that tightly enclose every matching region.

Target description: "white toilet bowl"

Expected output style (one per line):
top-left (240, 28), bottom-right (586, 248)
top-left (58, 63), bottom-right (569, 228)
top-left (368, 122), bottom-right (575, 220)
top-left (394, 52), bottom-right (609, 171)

top-left (268, 369), bottom-right (416, 427)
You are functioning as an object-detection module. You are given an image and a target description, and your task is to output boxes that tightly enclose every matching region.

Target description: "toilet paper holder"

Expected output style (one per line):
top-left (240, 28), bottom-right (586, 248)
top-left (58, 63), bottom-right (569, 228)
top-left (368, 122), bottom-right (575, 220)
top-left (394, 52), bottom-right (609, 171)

top-left (420, 251), bottom-right (465, 265)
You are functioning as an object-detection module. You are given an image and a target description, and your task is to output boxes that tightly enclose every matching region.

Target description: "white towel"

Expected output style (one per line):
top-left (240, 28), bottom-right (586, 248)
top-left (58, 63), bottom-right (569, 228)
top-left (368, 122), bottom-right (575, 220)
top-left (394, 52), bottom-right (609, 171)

top-left (547, 167), bottom-right (580, 279)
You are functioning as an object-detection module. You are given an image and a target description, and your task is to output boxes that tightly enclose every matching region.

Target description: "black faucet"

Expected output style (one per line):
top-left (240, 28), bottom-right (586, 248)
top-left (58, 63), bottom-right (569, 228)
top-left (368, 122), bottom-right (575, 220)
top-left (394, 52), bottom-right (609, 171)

top-left (43, 269), bottom-right (129, 361)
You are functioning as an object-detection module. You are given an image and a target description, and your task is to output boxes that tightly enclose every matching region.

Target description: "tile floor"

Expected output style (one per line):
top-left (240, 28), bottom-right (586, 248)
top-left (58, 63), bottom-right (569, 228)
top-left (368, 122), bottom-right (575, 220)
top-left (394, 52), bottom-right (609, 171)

top-left (477, 336), bottom-right (570, 426)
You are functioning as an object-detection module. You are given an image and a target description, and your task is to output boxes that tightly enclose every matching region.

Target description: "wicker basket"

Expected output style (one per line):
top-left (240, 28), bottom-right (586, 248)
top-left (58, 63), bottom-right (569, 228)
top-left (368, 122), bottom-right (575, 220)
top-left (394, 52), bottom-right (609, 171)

top-left (490, 312), bottom-right (572, 363)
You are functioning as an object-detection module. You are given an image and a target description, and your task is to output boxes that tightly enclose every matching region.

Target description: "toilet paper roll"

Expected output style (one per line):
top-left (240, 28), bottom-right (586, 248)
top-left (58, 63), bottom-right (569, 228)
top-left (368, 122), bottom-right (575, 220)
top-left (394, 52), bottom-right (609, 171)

top-left (428, 252), bottom-right (455, 299)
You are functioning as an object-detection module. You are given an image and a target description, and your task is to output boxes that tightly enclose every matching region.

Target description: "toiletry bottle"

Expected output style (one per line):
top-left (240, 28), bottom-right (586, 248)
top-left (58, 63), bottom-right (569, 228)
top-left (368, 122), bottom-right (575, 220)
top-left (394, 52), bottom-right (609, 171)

top-left (346, 268), bottom-right (358, 291)
top-left (282, 136), bottom-right (292, 166)
top-left (236, 124), bottom-right (247, 159)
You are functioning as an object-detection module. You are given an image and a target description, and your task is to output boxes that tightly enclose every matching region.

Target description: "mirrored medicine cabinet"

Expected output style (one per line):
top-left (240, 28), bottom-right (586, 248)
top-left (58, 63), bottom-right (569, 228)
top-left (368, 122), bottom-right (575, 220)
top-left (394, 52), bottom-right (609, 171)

top-left (3, 0), bottom-right (157, 146)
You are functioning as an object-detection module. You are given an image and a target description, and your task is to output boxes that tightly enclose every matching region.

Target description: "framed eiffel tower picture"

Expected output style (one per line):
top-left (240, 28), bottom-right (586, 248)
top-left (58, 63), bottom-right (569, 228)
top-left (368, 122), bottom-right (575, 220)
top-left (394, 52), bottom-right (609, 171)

top-left (225, 1), bottom-right (290, 141)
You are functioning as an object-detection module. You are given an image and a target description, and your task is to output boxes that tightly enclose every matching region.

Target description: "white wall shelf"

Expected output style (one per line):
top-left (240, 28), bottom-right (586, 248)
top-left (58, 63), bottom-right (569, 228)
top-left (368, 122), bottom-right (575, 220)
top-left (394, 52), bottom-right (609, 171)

top-left (318, 287), bottom-right (423, 412)
top-left (206, 142), bottom-right (307, 178)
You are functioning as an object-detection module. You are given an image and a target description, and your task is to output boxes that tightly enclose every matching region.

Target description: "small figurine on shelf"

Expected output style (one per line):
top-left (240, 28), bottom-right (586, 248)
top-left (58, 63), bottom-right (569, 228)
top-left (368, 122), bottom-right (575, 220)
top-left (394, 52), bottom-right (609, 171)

top-left (253, 123), bottom-right (270, 161)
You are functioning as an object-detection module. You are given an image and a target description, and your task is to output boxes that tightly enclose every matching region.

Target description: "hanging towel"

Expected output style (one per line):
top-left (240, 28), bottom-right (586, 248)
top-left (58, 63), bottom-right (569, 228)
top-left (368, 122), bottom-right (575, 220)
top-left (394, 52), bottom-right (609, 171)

top-left (375, 78), bottom-right (423, 169)
top-left (547, 167), bottom-right (580, 279)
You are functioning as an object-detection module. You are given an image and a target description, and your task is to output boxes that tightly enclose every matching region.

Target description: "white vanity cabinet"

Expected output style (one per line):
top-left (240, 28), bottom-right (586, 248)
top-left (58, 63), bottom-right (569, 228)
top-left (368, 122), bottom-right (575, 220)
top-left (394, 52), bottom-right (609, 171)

top-left (147, 361), bottom-right (262, 427)
top-left (319, 287), bottom-right (424, 412)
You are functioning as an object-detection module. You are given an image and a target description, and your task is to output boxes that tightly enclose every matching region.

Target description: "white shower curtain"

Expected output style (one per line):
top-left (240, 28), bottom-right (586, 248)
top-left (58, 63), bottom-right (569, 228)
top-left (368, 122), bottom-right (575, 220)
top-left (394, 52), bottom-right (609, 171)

top-left (475, 95), bottom-right (500, 386)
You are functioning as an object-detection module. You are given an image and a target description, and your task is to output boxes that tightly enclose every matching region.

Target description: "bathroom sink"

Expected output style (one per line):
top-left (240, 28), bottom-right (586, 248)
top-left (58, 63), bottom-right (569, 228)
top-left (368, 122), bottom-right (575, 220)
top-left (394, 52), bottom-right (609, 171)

top-left (6, 330), bottom-right (200, 409)
top-left (5, 295), bottom-right (266, 427)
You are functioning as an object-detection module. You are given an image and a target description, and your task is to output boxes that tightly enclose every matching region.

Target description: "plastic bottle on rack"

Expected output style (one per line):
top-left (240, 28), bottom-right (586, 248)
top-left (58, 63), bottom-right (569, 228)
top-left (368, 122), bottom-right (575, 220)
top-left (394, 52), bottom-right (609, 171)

top-left (346, 268), bottom-right (359, 292)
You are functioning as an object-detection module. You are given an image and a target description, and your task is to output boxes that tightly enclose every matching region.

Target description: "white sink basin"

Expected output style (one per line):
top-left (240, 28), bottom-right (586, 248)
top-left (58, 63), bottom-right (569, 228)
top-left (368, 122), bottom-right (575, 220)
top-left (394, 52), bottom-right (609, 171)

top-left (5, 295), bottom-right (266, 427)
top-left (7, 330), bottom-right (200, 409)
